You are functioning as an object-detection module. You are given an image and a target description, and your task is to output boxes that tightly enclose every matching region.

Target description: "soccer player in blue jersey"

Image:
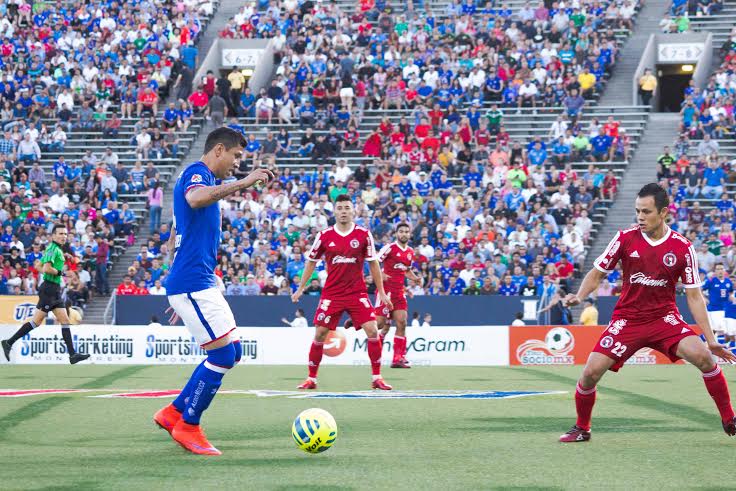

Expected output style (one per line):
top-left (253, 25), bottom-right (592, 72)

top-left (704, 263), bottom-right (735, 342)
top-left (153, 127), bottom-right (273, 456)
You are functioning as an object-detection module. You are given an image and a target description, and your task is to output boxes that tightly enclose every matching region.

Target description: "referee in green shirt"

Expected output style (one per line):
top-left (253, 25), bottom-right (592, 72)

top-left (2, 225), bottom-right (90, 364)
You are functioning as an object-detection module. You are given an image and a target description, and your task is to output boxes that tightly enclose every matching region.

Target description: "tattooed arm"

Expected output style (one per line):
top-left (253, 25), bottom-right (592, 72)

top-left (185, 168), bottom-right (273, 209)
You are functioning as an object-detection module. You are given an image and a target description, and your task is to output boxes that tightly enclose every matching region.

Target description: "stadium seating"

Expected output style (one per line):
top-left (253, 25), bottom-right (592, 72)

top-left (0, 0), bottom-right (221, 301)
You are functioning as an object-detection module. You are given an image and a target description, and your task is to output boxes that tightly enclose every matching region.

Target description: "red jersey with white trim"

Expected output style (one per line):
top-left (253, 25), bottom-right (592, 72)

top-left (594, 226), bottom-right (702, 322)
top-left (377, 242), bottom-right (414, 293)
top-left (307, 224), bottom-right (377, 298)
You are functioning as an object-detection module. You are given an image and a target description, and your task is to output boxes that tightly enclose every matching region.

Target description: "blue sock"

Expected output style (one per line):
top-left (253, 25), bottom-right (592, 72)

top-left (172, 361), bottom-right (205, 412)
top-left (182, 343), bottom-right (236, 425)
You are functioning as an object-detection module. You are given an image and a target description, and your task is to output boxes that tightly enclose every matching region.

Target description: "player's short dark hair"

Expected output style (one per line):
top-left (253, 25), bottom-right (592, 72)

top-left (335, 194), bottom-right (352, 204)
top-left (637, 183), bottom-right (669, 212)
top-left (203, 127), bottom-right (247, 154)
top-left (396, 222), bottom-right (410, 232)
top-left (52, 224), bottom-right (67, 234)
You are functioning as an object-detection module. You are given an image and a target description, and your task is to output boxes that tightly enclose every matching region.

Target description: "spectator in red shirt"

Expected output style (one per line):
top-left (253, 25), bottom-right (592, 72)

top-left (554, 256), bottom-right (574, 290)
top-left (362, 129), bottom-right (382, 157)
top-left (188, 87), bottom-right (209, 114)
top-left (136, 87), bottom-right (159, 117)
top-left (116, 275), bottom-right (138, 295)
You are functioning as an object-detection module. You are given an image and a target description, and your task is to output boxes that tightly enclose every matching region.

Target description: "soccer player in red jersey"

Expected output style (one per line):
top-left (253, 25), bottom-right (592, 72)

top-left (374, 223), bottom-right (422, 368)
top-left (560, 183), bottom-right (736, 442)
top-left (292, 194), bottom-right (394, 390)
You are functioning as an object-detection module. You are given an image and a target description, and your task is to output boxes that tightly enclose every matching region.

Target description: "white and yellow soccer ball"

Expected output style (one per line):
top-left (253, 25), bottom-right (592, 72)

top-left (292, 408), bottom-right (338, 454)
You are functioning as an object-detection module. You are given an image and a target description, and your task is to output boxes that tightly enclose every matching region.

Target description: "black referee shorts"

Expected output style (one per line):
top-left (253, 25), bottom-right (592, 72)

top-left (37, 281), bottom-right (65, 313)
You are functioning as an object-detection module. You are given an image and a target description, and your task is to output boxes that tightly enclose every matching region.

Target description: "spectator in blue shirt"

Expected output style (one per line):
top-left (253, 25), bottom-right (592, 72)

top-left (701, 160), bottom-right (725, 199)
top-left (589, 128), bottom-right (613, 161)
top-left (527, 142), bottom-right (548, 166)
top-left (498, 275), bottom-right (519, 296)
top-left (552, 137), bottom-right (571, 164)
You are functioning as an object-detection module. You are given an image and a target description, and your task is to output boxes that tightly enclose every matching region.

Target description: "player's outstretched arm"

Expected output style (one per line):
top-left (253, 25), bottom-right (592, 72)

top-left (685, 287), bottom-right (736, 362)
top-left (565, 268), bottom-right (607, 306)
top-left (292, 261), bottom-right (317, 303)
top-left (186, 168), bottom-right (274, 209)
top-left (369, 260), bottom-right (393, 310)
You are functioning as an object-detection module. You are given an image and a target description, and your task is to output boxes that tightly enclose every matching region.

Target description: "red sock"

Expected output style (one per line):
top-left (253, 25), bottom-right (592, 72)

top-left (703, 365), bottom-right (735, 422)
top-left (308, 341), bottom-right (324, 379)
top-left (367, 338), bottom-right (382, 376)
top-left (575, 382), bottom-right (596, 431)
top-left (393, 336), bottom-right (406, 362)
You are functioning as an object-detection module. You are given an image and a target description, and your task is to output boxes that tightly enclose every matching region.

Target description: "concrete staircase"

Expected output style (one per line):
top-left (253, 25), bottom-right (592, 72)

top-left (584, 112), bottom-right (680, 264)
top-left (82, 2), bottom-right (244, 324)
top-left (598, 0), bottom-right (671, 106)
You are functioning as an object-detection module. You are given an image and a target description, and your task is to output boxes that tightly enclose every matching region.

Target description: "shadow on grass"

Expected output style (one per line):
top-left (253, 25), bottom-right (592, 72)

top-left (454, 416), bottom-right (701, 433)
top-left (0, 366), bottom-right (150, 438)
top-left (509, 367), bottom-right (715, 428)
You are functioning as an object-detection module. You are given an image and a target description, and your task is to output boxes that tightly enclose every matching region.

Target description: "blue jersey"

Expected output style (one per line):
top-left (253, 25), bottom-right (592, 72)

top-left (165, 162), bottom-right (220, 295)
top-left (705, 277), bottom-right (734, 312)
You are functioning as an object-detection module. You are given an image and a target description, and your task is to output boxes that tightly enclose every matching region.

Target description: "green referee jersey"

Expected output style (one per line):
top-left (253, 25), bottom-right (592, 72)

top-left (41, 242), bottom-right (65, 284)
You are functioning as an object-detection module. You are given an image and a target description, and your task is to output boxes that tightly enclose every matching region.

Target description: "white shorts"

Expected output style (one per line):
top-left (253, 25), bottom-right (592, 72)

top-left (339, 87), bottom-right (354, 98)
top-left (727, 318), bottom-right (736, 336)
top-left (168, 287), bottom-right (236, 346)
top-left (708, 310), bottom-right (727, 334)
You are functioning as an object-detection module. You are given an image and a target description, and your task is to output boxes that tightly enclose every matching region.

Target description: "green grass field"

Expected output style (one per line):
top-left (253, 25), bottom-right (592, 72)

top-left (0, 364), bottom-right (733, 490)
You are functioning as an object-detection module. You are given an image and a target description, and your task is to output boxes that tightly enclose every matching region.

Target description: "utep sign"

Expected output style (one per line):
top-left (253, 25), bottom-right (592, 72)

top-left (509, 325), bottom-right (687, 366)
top-left (0, 325), bottom-right (509, 366)
top-left (0, 296), bottom-right (37, 323)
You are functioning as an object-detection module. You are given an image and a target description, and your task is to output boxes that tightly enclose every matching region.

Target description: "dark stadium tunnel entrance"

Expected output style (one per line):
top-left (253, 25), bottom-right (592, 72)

top-left (656, 65), bottom-right (693, 113)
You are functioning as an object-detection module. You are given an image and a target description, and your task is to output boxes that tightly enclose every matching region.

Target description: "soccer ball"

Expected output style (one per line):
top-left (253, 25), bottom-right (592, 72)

top-left (292, 408), bottom-right (338, 454)
top-left (545, 327), bottom-right (574, 353)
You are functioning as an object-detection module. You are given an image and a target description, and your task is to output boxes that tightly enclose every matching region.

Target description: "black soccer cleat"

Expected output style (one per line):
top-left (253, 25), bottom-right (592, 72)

top-left (559, 425), bottom-right (591, 443)
top-left (69, 353), bottom-right (91, 365)
top-left (722, 417), bottom-right (736, 436)
top-left (1, 339), bottom-right (11, 361)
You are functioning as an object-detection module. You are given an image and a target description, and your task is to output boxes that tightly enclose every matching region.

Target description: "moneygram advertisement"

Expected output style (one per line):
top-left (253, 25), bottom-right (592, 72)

top-left (509, 325), bottom-right (687, 366)
top-left (0, 325), bottom-right (509, 366)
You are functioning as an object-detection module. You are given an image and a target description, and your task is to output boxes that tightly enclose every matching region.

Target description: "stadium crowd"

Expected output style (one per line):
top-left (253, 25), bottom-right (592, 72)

top-left (0, 0), bottom-right (212, 304)
top-left (652, 31), bottom-right (736, 284)
top-left (108, 0), bottom-right (644, 299)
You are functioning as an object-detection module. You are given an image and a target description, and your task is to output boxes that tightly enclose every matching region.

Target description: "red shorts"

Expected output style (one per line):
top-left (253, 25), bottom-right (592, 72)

top-left (374, 290), bottom-right (408, 317)
top-left (313, 293), bottom-right (376, 331)
top-left (593, 312), bottom-right (696, 372)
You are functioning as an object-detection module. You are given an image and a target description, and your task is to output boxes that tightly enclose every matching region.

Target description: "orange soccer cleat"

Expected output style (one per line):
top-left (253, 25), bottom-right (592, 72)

top-left (153, 404), bottom-right (183, 435)
top-left (171, 420), bottom-right (222, 456)
top-left (297, 378), bottom-right (318, 390)
top-left (372, 377), bottom-right (393, 390)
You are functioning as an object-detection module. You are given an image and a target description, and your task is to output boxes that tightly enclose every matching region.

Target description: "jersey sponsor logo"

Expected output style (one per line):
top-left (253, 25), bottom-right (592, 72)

top-left (392, 263), bottom-right (409, 270)
top-left (190, 174), bottom-right (202, 183)
top-left (685, 253), bottom-right (692, 267)
top-left (331, 256), bottom-right (357, 264)
top-left (607, 319), bottom-right (627, 335)
top-left (328, 242), bottom-right (336, 247)
top-left (671, 232), bottom-right (689, 245)
top-left (663, 252), bottom-right (677, 267)
top-left (629, 250), bottom-right (639, 258)
top-left (599, 335), bottom-right (614, 349)
top-left (319, 299), bottom-right (331, 311)
top-left (684, 267), bottom-right (693, 284)
top-left (350, 239), bottom-right (360, 248)
top-left (629, 272), bottom-right (668, 287)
